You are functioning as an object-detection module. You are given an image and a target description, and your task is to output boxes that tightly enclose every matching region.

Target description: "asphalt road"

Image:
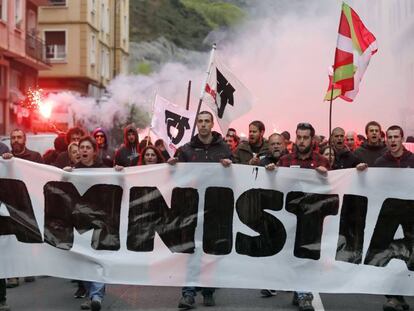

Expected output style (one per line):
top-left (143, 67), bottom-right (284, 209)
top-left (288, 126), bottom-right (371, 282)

top-left (5, 277), bottom-right (414, 311)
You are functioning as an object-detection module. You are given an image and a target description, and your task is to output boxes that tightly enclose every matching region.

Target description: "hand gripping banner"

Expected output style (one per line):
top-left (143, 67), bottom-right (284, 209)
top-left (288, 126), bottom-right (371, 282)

top-left (0, 158), bottom-right (413, 295)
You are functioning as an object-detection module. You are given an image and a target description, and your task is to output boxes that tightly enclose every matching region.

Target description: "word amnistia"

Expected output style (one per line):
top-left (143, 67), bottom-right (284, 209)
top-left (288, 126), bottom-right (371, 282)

top-left (0, 179), bottom-right (413, 271)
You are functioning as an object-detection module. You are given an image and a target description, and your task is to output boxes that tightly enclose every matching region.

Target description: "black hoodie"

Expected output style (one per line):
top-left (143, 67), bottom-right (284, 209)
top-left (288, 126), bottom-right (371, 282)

top-left (177, 131), bottom-right (232, 163)
top-left (354, 141), bottom-right (387, 166)
top-left (114, 125), bottom-right (140, 167)
top-left (374, 149), bottom-right (414, 168)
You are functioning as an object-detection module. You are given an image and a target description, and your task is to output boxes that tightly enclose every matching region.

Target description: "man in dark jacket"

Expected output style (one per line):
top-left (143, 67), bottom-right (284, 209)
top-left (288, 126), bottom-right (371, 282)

top-left (168, 111), bottom-right (231, 309)
top-left (260, 133), bottom-right (288, 171)
top-left (277, 123), bottom-right (329, 311)
top-left (233, 120), bottom-right (268, 165)
top-left (1, 129), bottom-right (43, 163)
top-left (1, 128), bottom-right (42, 289)
top-left (372, 125), bottom-right (413, 311)
top-left (114, 124), bottom-right (140, 167)
top-left (330, 127), bottom-right (361, 169)
top-left (92, 127), bottom-right (114, 167)
top-left (0, 141), bottom-right (9, 156)
top-left (354, 121), bottom-right (387, 166)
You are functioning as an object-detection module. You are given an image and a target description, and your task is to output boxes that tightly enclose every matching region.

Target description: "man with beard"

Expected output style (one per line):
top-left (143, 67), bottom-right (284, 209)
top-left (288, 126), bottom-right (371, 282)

top-left (1, 129), bottom-right (43, 163)
top-left (168, 111), bottom-right (232, 309)
top-left (330, 127), bottom-right (361, 169)
top-left (114, 124), bottom-right (140, 167)
top-left (92, 127), bottom-right (114, 167)
top-left (1, 129), bottom-right (42, 288)
top-left (234, 120), bottom-right (268, 165)
top-left (53, 127), bottom-right (85, 168)
top-left (372, 125), bottom-right (413, 311)
top-left (277, 122), bottom-right (330, 311)
top-left (354, 121), bottom-right (387, 166)
top-left (261, 133), bottom-right (288, 170)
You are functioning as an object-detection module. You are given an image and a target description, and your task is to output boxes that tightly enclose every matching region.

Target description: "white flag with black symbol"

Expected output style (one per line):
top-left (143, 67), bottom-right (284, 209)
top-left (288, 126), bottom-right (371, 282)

top-left (203, 54), bottom-right (254, 133)
top-left (151, 95), bottom-right (196, 156)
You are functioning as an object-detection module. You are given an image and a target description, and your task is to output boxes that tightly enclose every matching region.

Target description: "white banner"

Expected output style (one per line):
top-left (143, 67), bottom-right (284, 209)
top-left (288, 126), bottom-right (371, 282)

top-left (151, 95), bottom-right (196, 156)
top-left (0, 158), bottom-right (414, 295)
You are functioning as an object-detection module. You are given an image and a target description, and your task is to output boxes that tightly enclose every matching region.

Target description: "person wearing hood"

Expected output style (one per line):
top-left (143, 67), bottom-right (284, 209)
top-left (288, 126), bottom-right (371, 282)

top-left (168, 111), bottom-right (232, 309)
top-left (330, 127), bottom-right (362, 169)
top-left (354, 121), bottom-right (387, 166)
top-left (371, 125), bottom-right (413, 311)
top-left (114, 125), bottom-right (140, 167)
top-left (92, 128), bottom-right (114, 167)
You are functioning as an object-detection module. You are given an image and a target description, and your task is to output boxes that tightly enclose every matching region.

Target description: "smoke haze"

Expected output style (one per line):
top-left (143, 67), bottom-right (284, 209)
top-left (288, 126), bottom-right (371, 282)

top-left (49, 0), bottom-right (411, 138)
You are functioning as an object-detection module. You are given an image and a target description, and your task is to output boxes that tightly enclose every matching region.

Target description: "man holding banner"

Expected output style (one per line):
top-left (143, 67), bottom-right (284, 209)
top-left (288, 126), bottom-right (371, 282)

top-left (373, 125), bottom-right (414, 311)
top-left (278, 122), bottom-right (330, 311)
top-left (168, 110), bottom-right (232, 309)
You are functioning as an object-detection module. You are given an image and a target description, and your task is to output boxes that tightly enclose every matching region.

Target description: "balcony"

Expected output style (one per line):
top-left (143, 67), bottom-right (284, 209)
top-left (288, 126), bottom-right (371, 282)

top-left (47, 0), bottom-right (66, 6)
top-left (25, 33), bottom-right (50, 66)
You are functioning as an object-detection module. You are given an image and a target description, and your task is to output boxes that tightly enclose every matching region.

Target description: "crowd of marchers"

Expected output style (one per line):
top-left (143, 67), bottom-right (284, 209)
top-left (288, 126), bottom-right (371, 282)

top-left (0, 111), bottom-right (413, 311)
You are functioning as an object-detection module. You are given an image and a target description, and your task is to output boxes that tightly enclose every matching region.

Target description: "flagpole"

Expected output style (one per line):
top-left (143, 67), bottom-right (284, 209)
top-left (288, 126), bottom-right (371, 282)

top-left (191, 43), bottom-right (217, 138)
top-left (186, 80), bottom-right (191, 111)
top-left (147, 92), bottom-right (157, 147)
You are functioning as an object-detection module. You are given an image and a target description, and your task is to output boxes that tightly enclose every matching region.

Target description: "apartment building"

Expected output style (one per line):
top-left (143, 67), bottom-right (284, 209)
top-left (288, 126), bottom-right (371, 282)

top-left (38, 0), bottom-right (129, 99)
top-left (0, 0), bottom-right (50, 135)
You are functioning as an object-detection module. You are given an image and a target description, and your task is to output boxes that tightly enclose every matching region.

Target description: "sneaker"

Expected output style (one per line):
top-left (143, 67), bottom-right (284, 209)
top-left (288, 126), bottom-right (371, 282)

top-left (74, 287), bottom-right (88, 299)
top-left (178, 295), bottom-right (195, 309)
top-left (383, 298), bottom-right (405, 311)
top-left (260, 289), bottom-right (277, 297)
top-left (6, 278), bottom-right (19, 288)
top-left (90, 299), bottom-right (101, 311)
top-left (0, 301), bottom-right (11, 311)
top-left (298, 296), bottom-right (315, 311)
top-left (80, 300), bottom-right (91, 310)
top-left (203, 294), bottom-right (215, 307)
top-left (24, 276), bottom-right (35, 282)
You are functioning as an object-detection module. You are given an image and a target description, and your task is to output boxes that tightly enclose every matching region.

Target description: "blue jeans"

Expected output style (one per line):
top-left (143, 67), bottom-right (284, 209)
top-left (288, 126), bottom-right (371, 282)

top-left (83, 281), bottom-right (105, 301)
top-left (182, 287), bottom-right (215, 297)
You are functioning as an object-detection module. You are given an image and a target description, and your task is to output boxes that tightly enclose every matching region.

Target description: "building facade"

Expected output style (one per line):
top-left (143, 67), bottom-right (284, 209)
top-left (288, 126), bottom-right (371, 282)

top-left (0, 0), bottom-right (50, 135)
top-left (38, 0), bottom-right (129, 99)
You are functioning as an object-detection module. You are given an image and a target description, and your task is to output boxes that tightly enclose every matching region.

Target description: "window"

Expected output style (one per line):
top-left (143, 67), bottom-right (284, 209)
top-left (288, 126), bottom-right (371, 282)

top-left (44, 30), bottom-right (66, 60)
top-left (123, 14), bottom-right (128, 42)
top-left (27, 10), bottom-right (37, 34)
top-left (0, 0), bottom-right (7, 22)
top-left (15, 0), bottom-right (22, 28)
top-left (90, 34), bottom-right (96, 65)
top-left (100, 47), bottom-right (110, 79)
top-left (48, 0), bottom-right (66, 6)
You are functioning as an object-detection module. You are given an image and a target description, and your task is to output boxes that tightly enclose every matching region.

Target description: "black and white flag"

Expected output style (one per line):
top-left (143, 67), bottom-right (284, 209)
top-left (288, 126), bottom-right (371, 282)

top-left (151, 95), bottom-right (195, 156)
top-left (203, 54), bottom-right (254, 133)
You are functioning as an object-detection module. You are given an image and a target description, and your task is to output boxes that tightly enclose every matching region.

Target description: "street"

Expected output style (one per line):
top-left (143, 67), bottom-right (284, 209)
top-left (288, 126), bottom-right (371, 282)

top-left (5, 276), bottom-right (413, 311)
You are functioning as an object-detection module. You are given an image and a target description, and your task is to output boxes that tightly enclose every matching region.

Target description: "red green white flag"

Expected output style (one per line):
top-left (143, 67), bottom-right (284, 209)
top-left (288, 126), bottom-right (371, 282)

top-left (325, 2), bottom-right (378, 102)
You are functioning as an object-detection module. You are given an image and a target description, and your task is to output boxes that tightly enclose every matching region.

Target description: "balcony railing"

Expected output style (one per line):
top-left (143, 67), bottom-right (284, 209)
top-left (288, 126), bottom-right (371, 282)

top-left (47, 0), bottom-right (66, 6)
top-left (25, 33), bottom-right (50, 65)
